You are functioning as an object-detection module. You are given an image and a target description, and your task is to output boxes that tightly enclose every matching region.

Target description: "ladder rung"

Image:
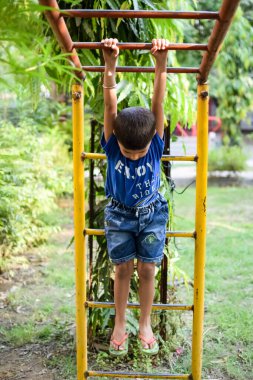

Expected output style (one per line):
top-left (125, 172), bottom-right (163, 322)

top-left (163, 155), bottom-right (197, 162)
top-left (86, 370), bottom-right (191, 379)
top-left (169, 231), bottom-right (195, 238)
top-left (84, 228), bottom-right (195, 238)
top-left (82, 152), bottom-right (197, 162)
top-left (85, 301), bottom-right (193, 311)
top-left (82, 66), bottom-right (199, 74)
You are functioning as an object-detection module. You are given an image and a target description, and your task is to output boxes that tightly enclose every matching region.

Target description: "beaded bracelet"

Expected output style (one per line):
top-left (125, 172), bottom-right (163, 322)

top-left (102, 84), bottom-right (117, 89)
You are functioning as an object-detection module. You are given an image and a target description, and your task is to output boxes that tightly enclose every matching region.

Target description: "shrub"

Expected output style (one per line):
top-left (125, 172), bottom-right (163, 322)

top-left (0, 119), bottom-right (72, 261)
top-left (208, 146), bottom-right (247, 172)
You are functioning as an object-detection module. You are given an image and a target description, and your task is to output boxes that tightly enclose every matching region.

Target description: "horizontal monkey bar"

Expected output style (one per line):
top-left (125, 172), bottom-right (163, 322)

top-left (82, 66), bottom-right (199, 74)
top-left (64, 9), bottom-right (219, 20)
top-left (74, 42), bottom-right (208, 51)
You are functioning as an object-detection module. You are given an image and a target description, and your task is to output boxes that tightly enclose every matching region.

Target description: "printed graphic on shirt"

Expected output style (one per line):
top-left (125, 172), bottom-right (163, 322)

top-left (101, 132), bottom-right (164, 207)
top-left (114, 159), bottom-right (156, 201)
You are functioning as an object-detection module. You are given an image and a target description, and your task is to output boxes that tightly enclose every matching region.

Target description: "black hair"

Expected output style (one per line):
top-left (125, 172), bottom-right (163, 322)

top-left (114, 107), bottom-right (156, 150)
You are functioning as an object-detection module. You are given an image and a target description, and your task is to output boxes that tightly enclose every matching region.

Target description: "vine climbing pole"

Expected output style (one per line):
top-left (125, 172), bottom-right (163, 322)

top-left (39, 0), bottom-right (241, 379)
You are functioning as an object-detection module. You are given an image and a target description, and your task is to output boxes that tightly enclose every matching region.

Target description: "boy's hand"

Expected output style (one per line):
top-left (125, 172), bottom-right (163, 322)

top-left (151, 39), bottom-right (169, 65)
top-left (151, 39), bottom-right (169, 138)
top-left (101, 38), bottom-right (119, 68)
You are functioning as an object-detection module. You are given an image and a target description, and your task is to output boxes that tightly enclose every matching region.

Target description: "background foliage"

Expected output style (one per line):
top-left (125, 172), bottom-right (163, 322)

top-left (212, 5), bottom-right (253, 146)
top-left (0, 0), bottom-right (79, 98)
top-left (208, 145), bottom-right (247, 172)
top-left (1, 0), bottom-right (253, 352)
top-left (0, 109), bottom-right (72, 269)
top-left (179, 0), bottom-right (253, 145)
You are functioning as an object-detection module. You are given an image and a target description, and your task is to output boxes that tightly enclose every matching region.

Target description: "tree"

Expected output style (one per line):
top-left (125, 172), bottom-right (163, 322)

top-left (1, 0), bottom-right (196, 128)
top-left (0, 1), bottom-right (79, 103)
top-left (212, 5), bottom-right (253, 145)
top-left (57, 0), bottom-right (196, 129)
top-left (178, 0), bottom-right (253, 145)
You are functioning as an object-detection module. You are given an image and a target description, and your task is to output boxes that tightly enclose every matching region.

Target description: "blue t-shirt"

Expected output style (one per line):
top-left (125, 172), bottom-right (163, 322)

top-left (101, 132), bottom-right (164, 207)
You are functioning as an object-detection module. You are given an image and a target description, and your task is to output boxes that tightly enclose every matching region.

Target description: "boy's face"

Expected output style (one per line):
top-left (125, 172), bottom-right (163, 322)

top-left (118, 142), bottom-right (151, 161)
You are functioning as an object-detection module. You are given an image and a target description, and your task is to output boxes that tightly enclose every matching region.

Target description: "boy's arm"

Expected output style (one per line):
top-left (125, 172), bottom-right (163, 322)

top-left (151, 39), bottom-right (169, 138)
top-left (102, 38), bottom-right (119, 142)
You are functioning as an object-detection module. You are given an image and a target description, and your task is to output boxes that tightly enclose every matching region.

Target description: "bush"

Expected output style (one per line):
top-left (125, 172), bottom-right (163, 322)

top-left (0, 119), bottom-right (72, 261)
top-left (208, 146), bottom-right (247, 172)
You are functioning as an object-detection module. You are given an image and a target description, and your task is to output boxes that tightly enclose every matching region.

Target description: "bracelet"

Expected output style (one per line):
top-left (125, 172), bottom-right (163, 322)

top-left (102, 83), bottom-right (117, 89)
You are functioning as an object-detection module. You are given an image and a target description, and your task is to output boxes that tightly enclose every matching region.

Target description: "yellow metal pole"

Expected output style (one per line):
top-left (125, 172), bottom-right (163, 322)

top-left (192, 83), bottom-right (209, 380)
top-left (72, 83), bottom-right (86, 380)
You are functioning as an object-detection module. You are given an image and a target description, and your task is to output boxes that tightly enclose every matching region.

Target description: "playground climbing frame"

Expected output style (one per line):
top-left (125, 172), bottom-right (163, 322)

top-left (40, 1), bottom-right (241, 379)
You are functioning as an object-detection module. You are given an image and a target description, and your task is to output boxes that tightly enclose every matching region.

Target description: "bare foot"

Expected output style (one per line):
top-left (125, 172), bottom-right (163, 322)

top-left (110, 324), bottom-right (127, 351)
top-left (139, 323), bottom-right (156, 349)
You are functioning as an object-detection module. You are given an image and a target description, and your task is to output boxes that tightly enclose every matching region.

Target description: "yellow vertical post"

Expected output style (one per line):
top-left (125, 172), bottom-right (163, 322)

top-left (72, 83), bottom-right (87, 380)
top-left (192, 83), bottom-right (209, 380)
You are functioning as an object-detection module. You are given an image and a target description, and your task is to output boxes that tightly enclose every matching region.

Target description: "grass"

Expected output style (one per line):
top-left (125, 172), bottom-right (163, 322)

top-left (0, 322), bottom-right (55, 346)
top-left (172, 186), bottom-right (253, 379)
top-left (1, 187), bottom-right (253, 379)
top-left (0, 202), bottom-right (76, 377)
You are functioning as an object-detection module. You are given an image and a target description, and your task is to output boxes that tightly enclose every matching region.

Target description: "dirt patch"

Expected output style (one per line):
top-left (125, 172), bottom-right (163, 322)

top-left (0, 264), bottom-right (64, 380)
top-left (0, 344), bottom-right (54, 380)
top-left (0, 255), bottom-right (46, 328)
top-left (0, 203), bottom-right (75, 380)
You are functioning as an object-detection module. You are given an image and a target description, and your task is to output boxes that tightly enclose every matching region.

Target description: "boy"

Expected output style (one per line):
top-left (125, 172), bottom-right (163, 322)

top-left (101, 38), bottom-right (169, 356)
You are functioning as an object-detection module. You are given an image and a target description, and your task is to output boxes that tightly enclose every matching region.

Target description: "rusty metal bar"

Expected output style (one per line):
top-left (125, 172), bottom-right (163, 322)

top-left (74, 42), bottom-right (208, 51)
top-left (198, 0), bottom-right (240, 84)
top-left (64, 9), bottom-right (219, 20)
top-left (39, 0), bottom-right (85, 80)
top-left (86, 371), bottom-right (190, 379)
top-left (85, 301), bottom-right (193, 311)
top-left (84, 228), bottom-right (195, 238)
top-left (82, 66), bottom-right (199, 74)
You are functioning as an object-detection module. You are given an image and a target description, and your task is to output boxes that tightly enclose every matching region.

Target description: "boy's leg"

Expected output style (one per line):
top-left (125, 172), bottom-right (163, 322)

top-left (111, 259), bottom-right (134, 350)
top-left (137, 261), bottom-right (156, 348)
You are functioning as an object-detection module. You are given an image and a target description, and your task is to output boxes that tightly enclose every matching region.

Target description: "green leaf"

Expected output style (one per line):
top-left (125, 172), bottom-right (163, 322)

top-left (116, 1), bottom-right (132, 30)
top-left (117, 82), bottom-right (133, 103)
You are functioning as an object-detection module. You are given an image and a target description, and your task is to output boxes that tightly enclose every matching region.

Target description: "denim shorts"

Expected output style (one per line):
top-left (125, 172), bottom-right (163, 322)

top-left (104, 193), bottom-right (169, 265)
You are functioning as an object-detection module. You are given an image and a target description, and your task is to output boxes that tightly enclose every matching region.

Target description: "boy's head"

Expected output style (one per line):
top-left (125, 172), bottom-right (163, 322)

top-left (114, 107), bottom-right (156, 151)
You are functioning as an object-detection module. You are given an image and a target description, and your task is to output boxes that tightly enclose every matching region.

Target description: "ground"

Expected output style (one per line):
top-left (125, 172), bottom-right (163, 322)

top-left (1, 188), bottom-right (253, 380)
top-left (0, 200), bottom-right (75, 380)
top-left (0, 343), bottom-right (55, 380)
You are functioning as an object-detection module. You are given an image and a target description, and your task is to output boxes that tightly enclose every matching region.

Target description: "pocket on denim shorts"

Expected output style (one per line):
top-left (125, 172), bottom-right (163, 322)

top-left (104, 206), bottom-right (113, 227)
top-left (161, 204), bottom-right (169, 222)
top-left (158, 196), bottom-right (169, 222)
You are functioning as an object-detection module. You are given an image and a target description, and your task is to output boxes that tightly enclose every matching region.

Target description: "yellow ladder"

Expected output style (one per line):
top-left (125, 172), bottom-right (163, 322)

top-left (39, 1), bottom-right (240, 378)
top-left (72, 82), bottom-right (208, 380)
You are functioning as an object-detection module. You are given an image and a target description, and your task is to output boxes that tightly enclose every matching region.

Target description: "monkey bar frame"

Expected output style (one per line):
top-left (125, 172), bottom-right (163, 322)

top-left (73, 42), bottom-right (208, 50)
top-left (63, 9), bottom-right (220, 20)
top-left (39, 1), bottom-right (241, 379)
